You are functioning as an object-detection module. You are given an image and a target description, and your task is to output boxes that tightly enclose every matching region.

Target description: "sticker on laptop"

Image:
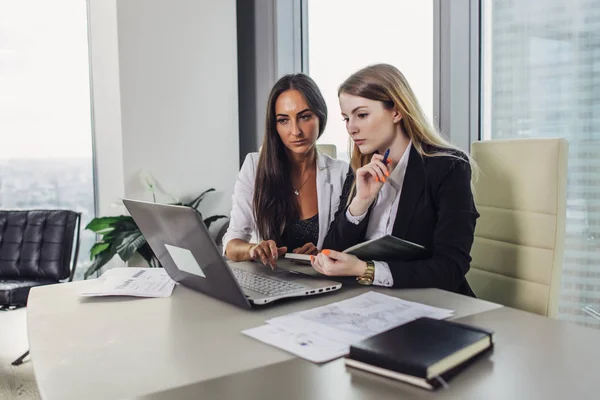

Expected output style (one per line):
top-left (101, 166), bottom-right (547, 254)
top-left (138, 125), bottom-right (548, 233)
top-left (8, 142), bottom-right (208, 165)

top-left (164, 244), bottom-right (206, 278)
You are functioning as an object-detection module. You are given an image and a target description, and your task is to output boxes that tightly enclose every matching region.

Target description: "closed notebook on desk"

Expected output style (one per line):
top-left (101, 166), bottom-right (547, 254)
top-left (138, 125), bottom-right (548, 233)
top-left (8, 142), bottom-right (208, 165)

top-left (345, 317), bottom-right (494, 390)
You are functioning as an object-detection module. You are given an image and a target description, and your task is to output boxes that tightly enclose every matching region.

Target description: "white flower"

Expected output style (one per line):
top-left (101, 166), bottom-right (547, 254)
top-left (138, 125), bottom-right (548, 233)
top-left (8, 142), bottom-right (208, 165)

top-left (110, 198), bottom-right (124, 207)
top-left (140, 170), bottom-right (157, 193)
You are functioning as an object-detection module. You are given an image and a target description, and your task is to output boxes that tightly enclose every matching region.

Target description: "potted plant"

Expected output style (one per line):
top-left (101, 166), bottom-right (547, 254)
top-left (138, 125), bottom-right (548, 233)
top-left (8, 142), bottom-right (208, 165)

top-left (83, 188), bottom-right (227, 279)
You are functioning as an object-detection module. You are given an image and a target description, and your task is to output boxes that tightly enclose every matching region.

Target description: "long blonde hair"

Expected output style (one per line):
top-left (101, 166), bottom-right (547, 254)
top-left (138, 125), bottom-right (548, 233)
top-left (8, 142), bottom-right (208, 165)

top-left (338, 64), bottom-right (477, 201)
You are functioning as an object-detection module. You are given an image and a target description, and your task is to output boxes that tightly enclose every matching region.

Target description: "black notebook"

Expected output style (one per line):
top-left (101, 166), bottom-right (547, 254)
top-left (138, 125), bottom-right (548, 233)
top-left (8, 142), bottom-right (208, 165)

top-left (343, 234), bottom-right (428, 261)
top-left (284, 234), bottom-right (428, 264)
top-left (345, 317), bottom-right (494, 390)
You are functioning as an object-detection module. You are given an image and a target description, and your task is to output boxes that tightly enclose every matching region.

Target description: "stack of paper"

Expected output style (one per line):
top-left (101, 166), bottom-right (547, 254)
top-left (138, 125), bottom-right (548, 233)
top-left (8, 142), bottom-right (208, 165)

top-left (80, 267), bottom-right (176, 298)
top-left (243, 291), bottom-right (454, 363)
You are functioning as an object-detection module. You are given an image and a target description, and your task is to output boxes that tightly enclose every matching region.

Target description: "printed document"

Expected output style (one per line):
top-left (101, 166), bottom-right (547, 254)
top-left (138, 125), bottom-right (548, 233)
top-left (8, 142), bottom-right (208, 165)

top-left (80, 267), bottom-right (176, 298)
top-left (242, 291), bottom-right (454, 363)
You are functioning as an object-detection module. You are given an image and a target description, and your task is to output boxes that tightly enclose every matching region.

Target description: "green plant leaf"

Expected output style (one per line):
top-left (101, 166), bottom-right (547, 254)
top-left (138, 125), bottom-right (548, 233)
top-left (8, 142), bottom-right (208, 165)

top-left (89, 242), bottom-right (110, 260)
top-left (103, 220), bottom-right (139, 242)
top-left (186, 188), bottom-right (215, 209)
top-left (84, 245), bottom-right (117, 279)
top-left (137, 243), bottom-right (160, 268)
top-left (85, 216), bottom-right (127, 233)
top-left (116, 232), bottom-right (147, 261)
top-left (111, 217), bottom-right (137, 231)
top-left (204, 215), bottom-right (228, 230)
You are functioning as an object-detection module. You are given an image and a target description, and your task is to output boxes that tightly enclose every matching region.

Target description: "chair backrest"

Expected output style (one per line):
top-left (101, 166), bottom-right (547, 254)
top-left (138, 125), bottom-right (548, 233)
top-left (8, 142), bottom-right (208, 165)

top-left (0, 210), bottom-right (81, 281)
top-left (468, 138), bottom-right (568, 318)
top-left (316, 144), bottom-right (337, 159)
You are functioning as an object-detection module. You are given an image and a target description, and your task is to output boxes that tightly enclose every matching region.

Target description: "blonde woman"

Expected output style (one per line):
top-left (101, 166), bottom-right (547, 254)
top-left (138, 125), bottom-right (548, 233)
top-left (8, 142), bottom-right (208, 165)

top-left (311, 64), bottom-right (479, 295)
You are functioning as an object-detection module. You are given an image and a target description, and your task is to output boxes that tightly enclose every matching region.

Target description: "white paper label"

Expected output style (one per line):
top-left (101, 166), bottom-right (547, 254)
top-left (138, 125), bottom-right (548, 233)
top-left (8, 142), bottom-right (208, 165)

top-left (164, 244), bottom-right (206, 278)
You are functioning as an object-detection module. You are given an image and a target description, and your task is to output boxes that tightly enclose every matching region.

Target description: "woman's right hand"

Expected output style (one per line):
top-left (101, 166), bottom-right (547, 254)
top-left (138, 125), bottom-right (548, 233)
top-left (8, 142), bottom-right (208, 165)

top-left (349, 153), bottom-right (391, 216)
top-left (248, 240), bottom-right (288, 269)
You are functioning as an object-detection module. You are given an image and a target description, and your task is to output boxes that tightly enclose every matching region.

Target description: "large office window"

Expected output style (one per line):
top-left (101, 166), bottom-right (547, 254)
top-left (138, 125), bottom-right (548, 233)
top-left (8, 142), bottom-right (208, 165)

top-left (0, 0), bottom-right (95, 280)
top-left (307, 0), bottom-right (433, 161)
top-left (481, 0), bottom-right (600, 327)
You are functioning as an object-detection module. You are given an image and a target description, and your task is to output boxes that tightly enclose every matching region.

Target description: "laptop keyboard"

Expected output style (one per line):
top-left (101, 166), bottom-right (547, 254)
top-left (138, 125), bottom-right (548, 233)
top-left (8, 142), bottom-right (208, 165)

top-left (230, 267), bottom-right (306, 296)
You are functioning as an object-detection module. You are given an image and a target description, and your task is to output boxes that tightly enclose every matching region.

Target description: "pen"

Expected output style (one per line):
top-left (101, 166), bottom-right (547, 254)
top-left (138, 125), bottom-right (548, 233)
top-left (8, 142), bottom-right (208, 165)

top-left (382, 149), bottom-right (390, 165)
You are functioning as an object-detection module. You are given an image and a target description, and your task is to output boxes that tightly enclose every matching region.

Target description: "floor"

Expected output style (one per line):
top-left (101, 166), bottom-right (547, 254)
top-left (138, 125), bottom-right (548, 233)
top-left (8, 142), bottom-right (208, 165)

top-left (0, 308), bottom-right (40, 399)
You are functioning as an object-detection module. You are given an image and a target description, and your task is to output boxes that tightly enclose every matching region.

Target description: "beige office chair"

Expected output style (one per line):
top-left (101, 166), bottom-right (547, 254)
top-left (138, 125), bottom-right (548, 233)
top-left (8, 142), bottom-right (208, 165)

top-left (258, 144), bottom-right (337, 159)
top-left (467, 138), bottom-right (568, 318)
top-left (316, 144), bottom-right (337, 158)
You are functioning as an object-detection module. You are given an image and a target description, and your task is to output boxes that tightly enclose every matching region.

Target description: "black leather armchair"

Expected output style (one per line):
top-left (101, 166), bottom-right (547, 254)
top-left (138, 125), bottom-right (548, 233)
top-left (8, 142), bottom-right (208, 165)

top-left (0, 210), bottom-right (81, 365)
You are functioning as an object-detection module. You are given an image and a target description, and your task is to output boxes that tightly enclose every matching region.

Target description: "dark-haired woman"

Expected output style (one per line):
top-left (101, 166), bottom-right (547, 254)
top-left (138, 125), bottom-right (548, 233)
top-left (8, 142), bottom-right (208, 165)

top-left (223, 74), bottom-right (349, 268)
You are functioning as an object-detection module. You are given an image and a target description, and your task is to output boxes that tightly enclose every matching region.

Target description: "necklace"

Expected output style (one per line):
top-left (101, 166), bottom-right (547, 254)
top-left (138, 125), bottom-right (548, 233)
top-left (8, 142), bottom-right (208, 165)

top-left (293, 170), bottom-right (313, 196)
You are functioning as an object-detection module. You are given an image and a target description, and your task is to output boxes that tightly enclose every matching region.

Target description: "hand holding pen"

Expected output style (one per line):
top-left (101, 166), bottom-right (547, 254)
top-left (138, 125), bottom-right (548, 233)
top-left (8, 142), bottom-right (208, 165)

top-left (349, 149), bottom-right (392, 216)
top-left (366, 148), bottom-right (391, 182)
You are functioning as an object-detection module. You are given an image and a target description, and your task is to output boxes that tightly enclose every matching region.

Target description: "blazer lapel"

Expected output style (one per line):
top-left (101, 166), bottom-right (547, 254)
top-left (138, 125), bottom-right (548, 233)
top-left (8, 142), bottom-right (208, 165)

top-left (316, 152), bottom-right (332, 249)
top-left (393, 145), bottom-right (426, 239)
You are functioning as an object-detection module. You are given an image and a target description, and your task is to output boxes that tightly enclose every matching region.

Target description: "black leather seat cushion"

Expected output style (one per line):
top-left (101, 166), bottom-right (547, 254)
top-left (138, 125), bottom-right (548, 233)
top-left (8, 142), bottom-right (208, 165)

top-left (0, 279), bottom-right (56, 306)
top-left (0, 210), bottom-right (79, 306)
top-left (0, 210), bottom-right (78, 281)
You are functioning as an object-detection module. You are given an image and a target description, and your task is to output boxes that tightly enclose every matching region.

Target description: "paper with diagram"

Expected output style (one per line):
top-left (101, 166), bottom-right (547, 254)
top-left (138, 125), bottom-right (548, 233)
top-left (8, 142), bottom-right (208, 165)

top-left (243, 324), bottom-right (349, 363)
top-left (242, 291), bottom-right (454, 363)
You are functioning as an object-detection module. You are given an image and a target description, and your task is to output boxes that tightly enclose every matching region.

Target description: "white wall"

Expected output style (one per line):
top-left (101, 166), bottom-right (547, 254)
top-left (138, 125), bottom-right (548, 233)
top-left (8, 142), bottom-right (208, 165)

top-left (89, 0), bottom-right (239, 222)
top-left (116, 0), bottom-right (239, 217)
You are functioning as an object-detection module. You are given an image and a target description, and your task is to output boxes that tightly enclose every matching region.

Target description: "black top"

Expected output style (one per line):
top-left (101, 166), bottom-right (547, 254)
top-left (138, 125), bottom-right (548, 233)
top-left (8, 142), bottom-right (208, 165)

top-left (280, 213), bottom-right (319, 251)
top-left (322, 144), bottom-right (479, 296)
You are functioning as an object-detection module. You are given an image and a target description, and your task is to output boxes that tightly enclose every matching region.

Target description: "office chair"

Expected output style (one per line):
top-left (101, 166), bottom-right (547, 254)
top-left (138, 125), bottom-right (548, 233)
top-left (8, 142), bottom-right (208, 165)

top-left (0, 209), bottom-right (81, 365)
top-left (467, 138), bottom-right (568, 318)
top-left (315, 144), bottom-right (337, 159)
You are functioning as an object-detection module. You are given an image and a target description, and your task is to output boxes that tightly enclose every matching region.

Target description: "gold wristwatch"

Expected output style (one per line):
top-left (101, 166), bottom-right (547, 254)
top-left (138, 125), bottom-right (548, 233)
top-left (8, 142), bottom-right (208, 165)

top-left (356, 260), bottom-right (375, 285)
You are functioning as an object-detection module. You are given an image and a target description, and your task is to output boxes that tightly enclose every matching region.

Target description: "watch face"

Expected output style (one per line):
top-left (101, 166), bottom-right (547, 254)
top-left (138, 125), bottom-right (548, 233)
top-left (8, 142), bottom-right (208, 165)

top-left (356, 276), bottom-right (373, 285)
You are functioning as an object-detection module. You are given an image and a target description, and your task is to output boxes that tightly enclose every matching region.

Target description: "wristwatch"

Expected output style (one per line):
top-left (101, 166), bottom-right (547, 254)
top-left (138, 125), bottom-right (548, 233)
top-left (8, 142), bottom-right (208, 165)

top-left (356, 260), bottom-right (375, 285)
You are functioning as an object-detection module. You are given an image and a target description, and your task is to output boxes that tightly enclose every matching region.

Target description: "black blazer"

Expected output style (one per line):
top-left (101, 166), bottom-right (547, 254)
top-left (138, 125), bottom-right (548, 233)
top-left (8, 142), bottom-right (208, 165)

top-left (323, 144), bottom-right (479, 296)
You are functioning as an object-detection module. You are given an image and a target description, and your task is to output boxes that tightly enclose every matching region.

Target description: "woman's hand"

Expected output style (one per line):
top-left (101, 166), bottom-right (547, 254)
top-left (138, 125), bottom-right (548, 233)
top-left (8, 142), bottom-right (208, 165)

top-left (310, 249), bottom-right (367, 277)
top-left (292, 242), bottom-right (318, 255)
top-left (349, 153), bottom-right (391, 216)
top-left (249, 240), bottom-right (288, 269)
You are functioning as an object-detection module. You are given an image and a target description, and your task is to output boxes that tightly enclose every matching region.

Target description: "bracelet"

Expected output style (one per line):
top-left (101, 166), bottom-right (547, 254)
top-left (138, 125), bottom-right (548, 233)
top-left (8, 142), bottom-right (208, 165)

top-left (356, 261), bottom-right (375, 285)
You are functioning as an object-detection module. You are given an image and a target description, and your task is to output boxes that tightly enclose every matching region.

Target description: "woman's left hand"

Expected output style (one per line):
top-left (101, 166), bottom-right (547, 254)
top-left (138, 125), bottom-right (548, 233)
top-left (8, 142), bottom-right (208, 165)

top-left (310, 249), bottom-right (367, 277)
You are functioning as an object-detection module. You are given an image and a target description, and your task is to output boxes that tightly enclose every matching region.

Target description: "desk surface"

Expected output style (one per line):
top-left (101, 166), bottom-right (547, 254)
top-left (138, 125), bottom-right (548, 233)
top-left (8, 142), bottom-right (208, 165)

top-left (28, 279), bottom-right (500, 400)
top-left (137, 305), bottom-right (600, 400)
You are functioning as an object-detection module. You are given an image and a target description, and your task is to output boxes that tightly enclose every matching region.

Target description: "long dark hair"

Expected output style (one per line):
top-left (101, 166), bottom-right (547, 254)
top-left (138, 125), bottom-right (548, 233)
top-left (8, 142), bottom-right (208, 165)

top-left (253, 74), bottom-right (327, 244)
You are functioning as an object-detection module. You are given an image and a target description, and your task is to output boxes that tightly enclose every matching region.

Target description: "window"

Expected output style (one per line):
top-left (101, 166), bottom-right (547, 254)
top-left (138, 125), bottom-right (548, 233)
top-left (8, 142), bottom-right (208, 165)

top-left (307, 0), bottom-right (433, 161)
top-left (481, 0), bottom-right (600, 327)
top-left (0, 0), bottom-right (95, 280)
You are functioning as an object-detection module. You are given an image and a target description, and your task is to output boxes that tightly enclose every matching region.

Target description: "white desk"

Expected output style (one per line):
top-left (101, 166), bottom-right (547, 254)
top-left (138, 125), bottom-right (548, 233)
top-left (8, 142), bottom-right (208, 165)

top-left (27, 280), bottom-right (500, 400)
top-left (138, 305), bottom-right (600, 400)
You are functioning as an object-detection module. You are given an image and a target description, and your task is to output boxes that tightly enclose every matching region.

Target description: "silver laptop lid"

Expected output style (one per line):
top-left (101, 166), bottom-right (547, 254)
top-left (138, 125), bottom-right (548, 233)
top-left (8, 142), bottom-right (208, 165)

top-left (122, 199), bottom-right (252, 309)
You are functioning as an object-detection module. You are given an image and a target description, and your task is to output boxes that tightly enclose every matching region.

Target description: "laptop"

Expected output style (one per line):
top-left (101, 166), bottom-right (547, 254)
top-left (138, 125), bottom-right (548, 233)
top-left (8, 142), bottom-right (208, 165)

top-left (122, 199), bottom-right (342, 309)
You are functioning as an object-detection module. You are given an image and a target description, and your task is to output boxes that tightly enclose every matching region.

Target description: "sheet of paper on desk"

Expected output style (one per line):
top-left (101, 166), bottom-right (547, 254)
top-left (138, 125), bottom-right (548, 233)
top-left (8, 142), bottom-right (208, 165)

top-left (243, 324), bottom-right (348, 363)
top-left (80, 267), bottom-right (176, 298)
top-left (268, 291), bottom-right (454, 344)
top-left (243, 291), bottom-right (454, 363)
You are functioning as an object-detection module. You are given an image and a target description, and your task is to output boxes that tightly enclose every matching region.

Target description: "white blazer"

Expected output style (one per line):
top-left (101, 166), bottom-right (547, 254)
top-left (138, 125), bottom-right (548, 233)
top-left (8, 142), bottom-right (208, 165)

top-left (222, 151), bottom-right (349, 251)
